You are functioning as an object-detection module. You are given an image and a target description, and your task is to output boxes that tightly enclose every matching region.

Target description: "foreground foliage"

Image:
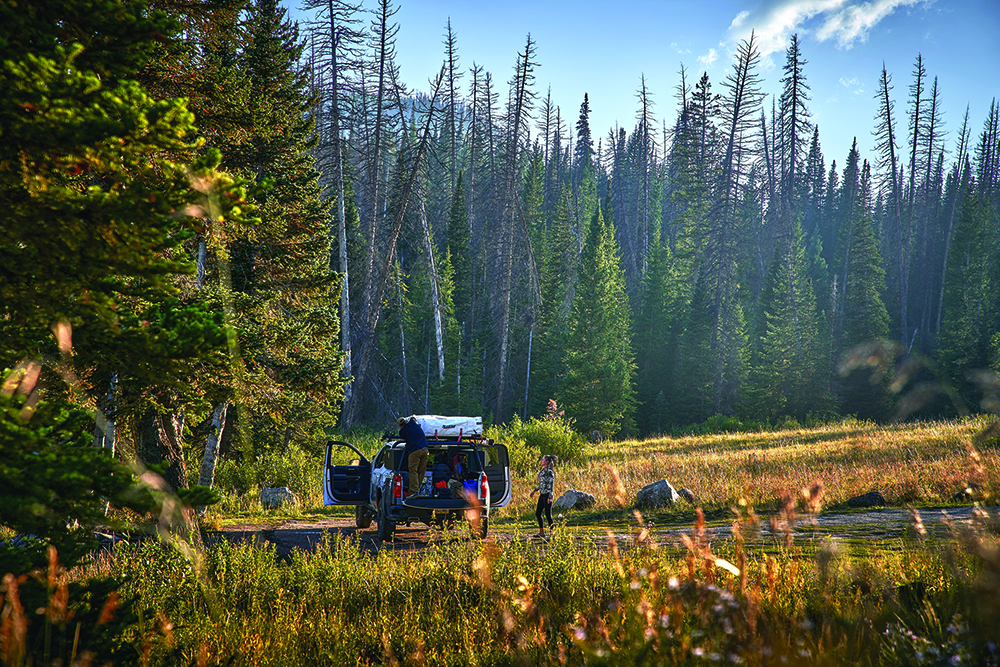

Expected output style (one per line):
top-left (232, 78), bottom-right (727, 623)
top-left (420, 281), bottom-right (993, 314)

top-left (3, 506), bottom-right (999, 666)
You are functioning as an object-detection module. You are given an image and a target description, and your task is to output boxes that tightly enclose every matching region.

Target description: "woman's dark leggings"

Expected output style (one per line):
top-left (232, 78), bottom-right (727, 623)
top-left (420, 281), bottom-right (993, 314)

top-left (536, 493), bottom-right (552, 530)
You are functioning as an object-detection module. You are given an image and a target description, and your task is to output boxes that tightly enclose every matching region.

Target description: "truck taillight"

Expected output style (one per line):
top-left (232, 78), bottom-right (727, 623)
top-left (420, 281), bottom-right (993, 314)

top-left (479, 472), bottom-right (489, 499)
top-left (393, 474), bottom-right (402, 498)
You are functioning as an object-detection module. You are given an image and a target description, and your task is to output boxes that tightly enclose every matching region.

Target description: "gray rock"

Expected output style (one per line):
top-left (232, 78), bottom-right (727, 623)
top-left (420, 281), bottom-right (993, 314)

top-left (952, 483), bottom-right (980, 501)
top-left (636, 479), bottom-right (681, 508)
top-left (677, 487), bottom-right (697, 504)
top-left (260, 486), bottom-right (299, 510)
top-left (847, 491), bottom-right (887, 508)
top-left (552, 489), bottom-right (596, 511)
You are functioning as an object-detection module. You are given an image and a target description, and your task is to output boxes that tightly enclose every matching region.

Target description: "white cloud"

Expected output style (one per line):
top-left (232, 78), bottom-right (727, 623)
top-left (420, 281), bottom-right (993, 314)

top-left (726, 0), bottom-right (928, 57)
top-left (671, 42), bottom-right (691, 55)
top-left (839, 76), bottom-right (864, 95)
top-left (730, 10), bottom-right (751, 29)
top-left (815, 0), bottom-right (923, 47)
top-left (698, 48), bottom-right (718, 67)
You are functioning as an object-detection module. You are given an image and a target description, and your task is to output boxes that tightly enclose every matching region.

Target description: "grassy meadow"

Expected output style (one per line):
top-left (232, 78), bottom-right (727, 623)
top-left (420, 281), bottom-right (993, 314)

top-left (3, 417), bottom-right (999, 666)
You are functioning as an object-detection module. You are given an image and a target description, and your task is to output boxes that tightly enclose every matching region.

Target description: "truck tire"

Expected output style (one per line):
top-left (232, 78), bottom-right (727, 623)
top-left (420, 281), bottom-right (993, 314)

top-left (355, 505), bottom-right (373, 529)
top-left (376, 498), bottom-right (394, 543)
top-left (476, 515), bottom-right (489, 539)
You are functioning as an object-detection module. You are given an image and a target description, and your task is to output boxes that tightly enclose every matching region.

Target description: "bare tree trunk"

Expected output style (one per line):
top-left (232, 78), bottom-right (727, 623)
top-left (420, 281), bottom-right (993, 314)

top-left (325, 3), bottom-right (353, 428)
top-left (495, 36), bottom-right (538, 418)
top-left (196, 401), bottom-right (228, 514)
top-left (417, 196), bottom-right (446, 384)
top-left (395, 259), bottom-right (410, 414)
top-left (92, 373), bottom-right (118, 454)
top-left (136, 403), bottom-right (188, 494)
top-left (935, 110), bottom-right (971, 342)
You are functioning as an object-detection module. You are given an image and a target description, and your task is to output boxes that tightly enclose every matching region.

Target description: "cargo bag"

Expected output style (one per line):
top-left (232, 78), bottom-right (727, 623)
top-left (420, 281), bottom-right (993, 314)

top-left (405, 415), bottom-right (483, 440)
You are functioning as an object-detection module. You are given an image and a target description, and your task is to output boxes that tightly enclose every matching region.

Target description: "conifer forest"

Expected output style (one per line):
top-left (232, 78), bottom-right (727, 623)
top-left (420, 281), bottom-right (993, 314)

top-left (2, 0), bottom-right (999, 481)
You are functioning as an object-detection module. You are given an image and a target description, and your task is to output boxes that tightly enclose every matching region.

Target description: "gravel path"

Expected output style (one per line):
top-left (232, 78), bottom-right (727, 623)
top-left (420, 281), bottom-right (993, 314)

top-left (206, 505), bottom-right (991, 558)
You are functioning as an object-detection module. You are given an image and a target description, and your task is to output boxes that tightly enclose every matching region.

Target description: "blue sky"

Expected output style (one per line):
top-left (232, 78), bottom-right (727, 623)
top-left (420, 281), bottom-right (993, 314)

top-left (285, 0), bottom-right (1000, 171)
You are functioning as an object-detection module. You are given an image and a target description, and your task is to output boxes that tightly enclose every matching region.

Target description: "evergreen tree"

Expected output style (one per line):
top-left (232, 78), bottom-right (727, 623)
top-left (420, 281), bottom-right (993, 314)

top-left (532, 188), bottom-right (578, 415)
top-left (558, 205), bottom-right (636, 436)
top-left (839, 162), bottom-right (892, 420)
top-left (231, 0), bottom-right (347, 443)
top-left (746, 222), bottom-right (830, 421)
top-left (938, 190), bottom-right (997, 405)
top-left (1, 0), bottom-right (245, 569)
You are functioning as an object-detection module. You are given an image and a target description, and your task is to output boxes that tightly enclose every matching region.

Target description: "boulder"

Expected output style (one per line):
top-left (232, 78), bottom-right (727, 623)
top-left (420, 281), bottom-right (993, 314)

top-left (636, 479), bottom-right (681, 508)
top-left (552, 489), bottom-right (596, 511)
top-left (847, 491), bottom-right (887, 508)
top-left (260, 486), bottom-right (299, 510)
top-left (952, 483), bottom-right (980, 501)
top-left (677, 487), bottom-right (697, 505)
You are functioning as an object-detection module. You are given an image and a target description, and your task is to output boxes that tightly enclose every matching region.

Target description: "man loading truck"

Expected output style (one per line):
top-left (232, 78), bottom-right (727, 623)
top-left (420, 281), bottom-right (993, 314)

top-left (397, 416), bottom-right (429, 498)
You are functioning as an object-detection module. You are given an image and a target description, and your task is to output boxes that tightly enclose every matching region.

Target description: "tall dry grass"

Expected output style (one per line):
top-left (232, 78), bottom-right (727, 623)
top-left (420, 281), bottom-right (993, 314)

top-left (504, 417), bottom-right (999, 521)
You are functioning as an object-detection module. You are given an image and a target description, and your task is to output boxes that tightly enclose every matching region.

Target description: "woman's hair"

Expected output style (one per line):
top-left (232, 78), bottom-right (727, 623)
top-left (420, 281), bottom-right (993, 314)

top-left (542, 454), bottom-right (558, 468)
top-left (397, 417), bottom-right (407, 427)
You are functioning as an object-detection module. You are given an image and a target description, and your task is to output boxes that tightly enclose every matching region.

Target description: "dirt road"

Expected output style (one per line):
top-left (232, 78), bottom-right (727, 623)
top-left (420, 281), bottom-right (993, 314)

top-left (206, 505), bottom-right (988, 558)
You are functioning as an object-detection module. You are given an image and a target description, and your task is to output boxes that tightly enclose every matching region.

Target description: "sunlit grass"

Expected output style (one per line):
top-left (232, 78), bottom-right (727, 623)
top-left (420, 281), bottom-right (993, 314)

top-left (504, 417), bottom-right (998, 522)
top-left (6, 417), bottom-right (999, 666)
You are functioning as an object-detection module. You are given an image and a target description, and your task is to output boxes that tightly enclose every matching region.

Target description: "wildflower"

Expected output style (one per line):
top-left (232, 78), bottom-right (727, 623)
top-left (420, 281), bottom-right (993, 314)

top-left (693, 647), bottom-right (704, 657)
top-left (659, 614), bottom-right (670, 628)
top-left (668, 576), bottom-right (680, 589)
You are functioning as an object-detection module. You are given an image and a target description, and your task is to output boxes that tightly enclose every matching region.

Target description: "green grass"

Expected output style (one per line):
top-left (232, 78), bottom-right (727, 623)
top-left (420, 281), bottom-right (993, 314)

top-left (5, 418), bottom-right (999, 666)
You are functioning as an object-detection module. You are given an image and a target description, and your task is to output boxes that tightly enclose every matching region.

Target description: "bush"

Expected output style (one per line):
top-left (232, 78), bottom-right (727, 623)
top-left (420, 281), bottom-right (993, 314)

top-left (675, 414), bottom-right (760, 436)
top-left (213, 444), bottom-right (322, 506)
top-left (488, 413), bottom-right (585, 474)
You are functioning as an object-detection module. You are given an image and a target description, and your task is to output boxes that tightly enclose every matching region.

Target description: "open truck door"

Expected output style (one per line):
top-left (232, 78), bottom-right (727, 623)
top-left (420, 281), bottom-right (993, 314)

top-left (323, 440), bottom-right (372, 506)
top-left (474, 441), bottom-right (511, 508)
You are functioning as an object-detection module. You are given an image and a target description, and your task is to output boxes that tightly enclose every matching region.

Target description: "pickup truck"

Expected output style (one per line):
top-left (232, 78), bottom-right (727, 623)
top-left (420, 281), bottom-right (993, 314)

top-left (323, 426), bottom-right (511, 543)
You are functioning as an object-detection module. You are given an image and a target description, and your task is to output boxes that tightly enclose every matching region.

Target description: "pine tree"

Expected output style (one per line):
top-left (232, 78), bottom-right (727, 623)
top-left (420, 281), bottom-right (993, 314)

top-left (558, 205), bottom-right (636, 436)
top-left (938, 190), bottom-right (996, 403)
top-left (0, 0), bottom-right (246, 568)
top-left (746, 222), bottom-right (830, 421)
top-left (839, 162), bottom-right (892, 420)
top-left (532, 187), bottom-right (578, 416)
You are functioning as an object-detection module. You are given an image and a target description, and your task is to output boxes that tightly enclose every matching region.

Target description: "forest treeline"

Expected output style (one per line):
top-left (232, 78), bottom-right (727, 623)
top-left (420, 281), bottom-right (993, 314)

top-left (304, 2), bottom-right (1000, 436)
top-left (2, 0), bottom-right (999, 504)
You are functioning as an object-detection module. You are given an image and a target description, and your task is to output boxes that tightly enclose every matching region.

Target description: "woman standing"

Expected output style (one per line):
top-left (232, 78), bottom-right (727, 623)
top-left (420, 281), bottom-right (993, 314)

top-left (529, 455), bottom-right (557, 538)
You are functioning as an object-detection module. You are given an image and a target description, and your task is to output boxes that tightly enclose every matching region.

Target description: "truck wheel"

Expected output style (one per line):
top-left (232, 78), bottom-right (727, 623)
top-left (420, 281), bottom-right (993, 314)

top-left (476, 516), bottom-right (489, 539)
top-left (376, 499), bottom-right (394, 543)
top-left (355, 505), bottom-right (373, 529)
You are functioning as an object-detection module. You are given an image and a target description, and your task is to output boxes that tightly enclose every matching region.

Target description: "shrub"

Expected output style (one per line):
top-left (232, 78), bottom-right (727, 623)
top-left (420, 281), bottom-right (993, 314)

top-left (213, 444), bottom-right (322, 506)
top-left (488, 412), bottom-right (585, 474)
top-left (675, 414), bottom-right (759, 436)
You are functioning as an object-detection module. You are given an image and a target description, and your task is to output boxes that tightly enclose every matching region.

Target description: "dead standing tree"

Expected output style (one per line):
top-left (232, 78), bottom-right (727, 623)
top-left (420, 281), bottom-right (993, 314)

top-left (494, 35), bottom-right (541, 420)
top-left (343, 70), bottom-right (445, 427)
top-left (303, 0), bottom-right (364, 426)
